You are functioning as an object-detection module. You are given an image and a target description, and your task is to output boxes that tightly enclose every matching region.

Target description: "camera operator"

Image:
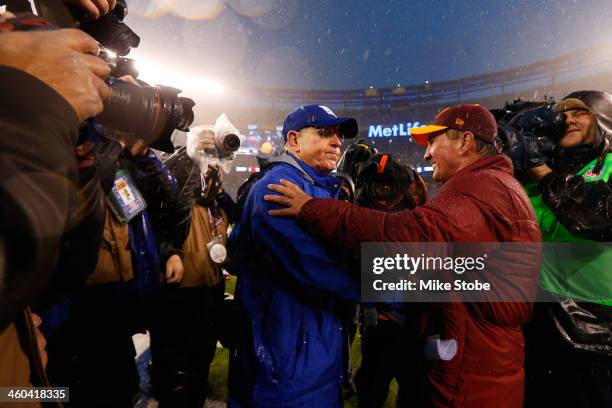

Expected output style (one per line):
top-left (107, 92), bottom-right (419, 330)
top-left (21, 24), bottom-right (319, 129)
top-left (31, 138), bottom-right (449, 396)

top-left (508, 91), bottom-right (612, 408)
top-left (151, 124), bottom-right (238, 407)
top-left (0, 6), bottom-right (110, 393)
top-left (343, 149), bottom-right (428, 408)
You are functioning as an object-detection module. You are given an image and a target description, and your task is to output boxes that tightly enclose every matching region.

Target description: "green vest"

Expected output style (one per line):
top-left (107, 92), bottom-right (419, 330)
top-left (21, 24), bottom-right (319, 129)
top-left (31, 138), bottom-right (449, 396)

top-left (526, 152), bottom-right (612, 306)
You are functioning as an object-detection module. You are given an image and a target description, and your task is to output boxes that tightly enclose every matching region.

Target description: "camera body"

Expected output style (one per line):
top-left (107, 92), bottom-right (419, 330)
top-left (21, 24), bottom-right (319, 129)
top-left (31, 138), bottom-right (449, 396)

top-left (337, 139), bottom-right (427, 211)
top-left (494, 100), bottom-right (565, 161)
top-left (75, 0), bottom-right (139, 56)
top-left (186, 119), bottom-right (242, 174)
top-left (7, 1), bottom-right (195, 153)
top-left (493, 99), bottom-right (565, 179)
top-left (354, 153), bottom-right (427, 212)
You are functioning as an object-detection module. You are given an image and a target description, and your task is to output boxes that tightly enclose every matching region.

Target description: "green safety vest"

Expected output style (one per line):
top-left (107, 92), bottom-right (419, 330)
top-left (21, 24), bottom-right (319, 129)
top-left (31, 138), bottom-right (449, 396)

top-left (525, 152), bottom-right (612, 306)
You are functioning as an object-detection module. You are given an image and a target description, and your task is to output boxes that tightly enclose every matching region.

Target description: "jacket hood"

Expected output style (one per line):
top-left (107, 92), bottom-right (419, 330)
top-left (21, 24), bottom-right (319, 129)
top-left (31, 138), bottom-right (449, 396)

top-left (261, 151), bottom-right (316, 185)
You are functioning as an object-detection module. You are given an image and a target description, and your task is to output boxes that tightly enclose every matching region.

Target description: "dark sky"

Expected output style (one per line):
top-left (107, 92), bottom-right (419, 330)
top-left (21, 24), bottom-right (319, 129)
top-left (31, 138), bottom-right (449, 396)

top-left (124, 0), bottom-right (612, 90)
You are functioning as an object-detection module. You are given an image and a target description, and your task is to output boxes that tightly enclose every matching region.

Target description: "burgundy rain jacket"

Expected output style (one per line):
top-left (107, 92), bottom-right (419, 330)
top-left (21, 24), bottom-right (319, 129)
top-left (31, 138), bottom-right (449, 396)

top-left (297, 155), bottom-right (542, 407)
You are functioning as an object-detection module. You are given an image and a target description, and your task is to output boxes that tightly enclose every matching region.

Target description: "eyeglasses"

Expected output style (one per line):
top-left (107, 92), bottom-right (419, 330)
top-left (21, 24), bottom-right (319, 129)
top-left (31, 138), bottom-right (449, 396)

top-left (302, 126), bottom-right (344, 142)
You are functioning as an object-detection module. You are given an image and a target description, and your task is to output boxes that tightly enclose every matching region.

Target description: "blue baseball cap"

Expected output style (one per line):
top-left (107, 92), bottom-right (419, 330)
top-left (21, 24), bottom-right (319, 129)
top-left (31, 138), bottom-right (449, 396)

top-left (281, 104), bottom-right (358, 141)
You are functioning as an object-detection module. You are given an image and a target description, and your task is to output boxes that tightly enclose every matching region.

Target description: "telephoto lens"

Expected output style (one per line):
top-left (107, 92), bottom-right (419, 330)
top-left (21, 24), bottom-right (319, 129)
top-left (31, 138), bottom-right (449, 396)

top-left (96, 79), bottom-right (195, 153)
top-left (214, 133), bottom-right (241, 157)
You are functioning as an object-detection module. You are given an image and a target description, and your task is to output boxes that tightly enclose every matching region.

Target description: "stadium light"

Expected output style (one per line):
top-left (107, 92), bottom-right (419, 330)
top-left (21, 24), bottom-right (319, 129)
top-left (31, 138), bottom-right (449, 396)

top-left (133, 58), bottom-right (225, 95)
top-left (365, 86), bottom-right (379, 96)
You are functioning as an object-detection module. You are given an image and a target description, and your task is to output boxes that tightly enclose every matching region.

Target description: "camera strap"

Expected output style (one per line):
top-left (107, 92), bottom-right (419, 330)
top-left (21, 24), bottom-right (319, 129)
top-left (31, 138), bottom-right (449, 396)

top-left (107, 169), bottom-right (147, 223)
top-left (207, 207), bottom-right (224, 237)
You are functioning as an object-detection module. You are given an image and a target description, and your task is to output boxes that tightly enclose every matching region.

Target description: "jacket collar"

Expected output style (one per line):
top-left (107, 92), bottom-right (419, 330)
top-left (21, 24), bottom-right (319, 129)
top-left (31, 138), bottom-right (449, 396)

top-left (451, 154), bottom-right (513, 180)
top-left (287, 152), bottom-right (341, 194)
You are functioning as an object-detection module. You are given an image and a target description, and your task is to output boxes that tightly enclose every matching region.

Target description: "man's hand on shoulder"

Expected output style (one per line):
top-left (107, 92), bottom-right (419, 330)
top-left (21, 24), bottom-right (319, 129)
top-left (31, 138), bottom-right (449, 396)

top-left (264, 179), bottom-right (313, 218)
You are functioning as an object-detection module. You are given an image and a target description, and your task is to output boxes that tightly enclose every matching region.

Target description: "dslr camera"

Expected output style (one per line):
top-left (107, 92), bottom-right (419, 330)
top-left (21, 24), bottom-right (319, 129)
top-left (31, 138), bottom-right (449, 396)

top-left (6, 0), bottom-right (195, 152)
top-left (208, 131), bottom-right (241, 159)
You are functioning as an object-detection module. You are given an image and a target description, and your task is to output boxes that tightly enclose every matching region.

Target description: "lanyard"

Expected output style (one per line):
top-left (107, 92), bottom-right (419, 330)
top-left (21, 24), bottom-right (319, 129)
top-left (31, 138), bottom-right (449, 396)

top-left (207, 207), bottom-right (224, 236)
top-left (201, 173), bottom-right (224, 235)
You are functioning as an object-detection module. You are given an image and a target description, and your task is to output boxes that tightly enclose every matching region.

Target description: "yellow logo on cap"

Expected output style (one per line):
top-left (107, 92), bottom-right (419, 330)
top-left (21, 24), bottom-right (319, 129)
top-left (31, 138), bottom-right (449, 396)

top-left (455, 118), bottom-right (465, 126)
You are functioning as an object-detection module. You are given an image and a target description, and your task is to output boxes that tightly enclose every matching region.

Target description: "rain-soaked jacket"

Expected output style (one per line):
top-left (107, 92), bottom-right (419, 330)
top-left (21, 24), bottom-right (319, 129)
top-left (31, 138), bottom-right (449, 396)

top-left (529, 90), bottom-right (612, 356)
top-left (228, 153), bottom-right (357, 408)
top-left (294, 154), bottom-right (542, 408)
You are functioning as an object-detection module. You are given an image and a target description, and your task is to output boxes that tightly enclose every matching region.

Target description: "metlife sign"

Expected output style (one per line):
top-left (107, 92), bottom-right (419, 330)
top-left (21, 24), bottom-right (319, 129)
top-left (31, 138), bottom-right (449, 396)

top-left (368, 122), bottom-right (422, 138)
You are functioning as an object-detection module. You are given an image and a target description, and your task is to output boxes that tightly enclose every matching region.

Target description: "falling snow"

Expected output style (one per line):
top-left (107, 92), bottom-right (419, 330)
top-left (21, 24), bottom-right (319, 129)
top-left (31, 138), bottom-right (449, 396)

top-left (124, 0), bottom-right (612, 90)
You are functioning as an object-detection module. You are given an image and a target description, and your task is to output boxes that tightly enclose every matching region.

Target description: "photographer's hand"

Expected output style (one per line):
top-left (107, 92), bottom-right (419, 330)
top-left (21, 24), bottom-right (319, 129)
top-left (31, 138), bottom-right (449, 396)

top-left (0, 11), bottom-right (16, 22)
top-left (129, 139), bottom-right (148, 157)
top-left (265, 179), bottom-right (313, 217)
top-left (118, 74), bottom-right (139, 86)
top-left (506, 128), bottom-right (547, 172)
top-left (75, 140), bottom-right (96, 167)
top-left (31, 313), bottom-right (48, 369)
top-left (165, 254), bottom-right (184, 284)
top-left (196, 129), bottom-right (216, 152)
top-left (0, 29), bottom-right (110, 122)
top-left (65, 0), bottom-right (117, 19)
top-left (527, 164), bottom-right (552, 182)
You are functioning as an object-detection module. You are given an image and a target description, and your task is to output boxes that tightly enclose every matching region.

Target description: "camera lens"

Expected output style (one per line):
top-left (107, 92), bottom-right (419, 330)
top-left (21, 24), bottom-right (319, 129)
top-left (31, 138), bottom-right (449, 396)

top-left (368, 176), bottom-right (399, 202)
top-left (214, 133), bottom-right (241, 157)
top-left (96, 79), bottom-right (195, 152)
top-left (222, 134), bottom-right (241, 151)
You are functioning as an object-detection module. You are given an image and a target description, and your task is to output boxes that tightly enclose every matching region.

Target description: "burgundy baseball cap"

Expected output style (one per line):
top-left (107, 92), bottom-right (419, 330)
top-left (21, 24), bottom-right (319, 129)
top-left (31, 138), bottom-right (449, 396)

top-left (410, 104), bottom-right (498, 146)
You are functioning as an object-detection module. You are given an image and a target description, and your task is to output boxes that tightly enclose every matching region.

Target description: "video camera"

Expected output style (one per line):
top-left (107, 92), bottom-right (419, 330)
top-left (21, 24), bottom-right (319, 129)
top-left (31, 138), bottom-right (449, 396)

top-left (492, 99), bottom-right (565, 178)
top-left (4, 0), bottom-right (194, 152)
top-left (337, 139), bottom-right (427, 211)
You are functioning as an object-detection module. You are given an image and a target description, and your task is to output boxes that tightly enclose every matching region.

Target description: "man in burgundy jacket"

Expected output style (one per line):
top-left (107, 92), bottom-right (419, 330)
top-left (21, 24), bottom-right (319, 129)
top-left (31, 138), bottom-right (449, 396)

top-left (264, 104), bottom-right (542, 407)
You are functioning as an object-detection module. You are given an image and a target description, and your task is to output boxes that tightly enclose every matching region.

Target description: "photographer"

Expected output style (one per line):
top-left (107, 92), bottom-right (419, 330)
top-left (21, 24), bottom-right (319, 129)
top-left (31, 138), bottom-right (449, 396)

top-left (0, 7), bottom-right (110, 393)
top-left (333, 141), bottom-right (429, 407)
top-left (42, 122), bottom-right (189, 406)
top-left (152, 125), bottom-right (237, 407)
top-left (511, 91), bottom-right (612, 408)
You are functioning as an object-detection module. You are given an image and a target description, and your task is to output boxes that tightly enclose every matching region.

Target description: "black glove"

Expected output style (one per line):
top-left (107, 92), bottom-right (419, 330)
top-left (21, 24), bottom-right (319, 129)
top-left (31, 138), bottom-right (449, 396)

top-left (502, 125), bottom-right (547, 172)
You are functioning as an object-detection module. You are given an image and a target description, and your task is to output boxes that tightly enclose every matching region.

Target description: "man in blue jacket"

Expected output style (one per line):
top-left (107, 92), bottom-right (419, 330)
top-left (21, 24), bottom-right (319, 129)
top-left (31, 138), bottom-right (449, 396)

top-left (228, 105), bottom-right (359, 407)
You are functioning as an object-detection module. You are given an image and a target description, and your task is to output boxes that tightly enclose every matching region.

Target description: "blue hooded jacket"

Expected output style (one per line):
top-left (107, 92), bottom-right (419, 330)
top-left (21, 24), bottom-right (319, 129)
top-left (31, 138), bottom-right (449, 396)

top-left (228, 153), bottom-right (359, 407)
